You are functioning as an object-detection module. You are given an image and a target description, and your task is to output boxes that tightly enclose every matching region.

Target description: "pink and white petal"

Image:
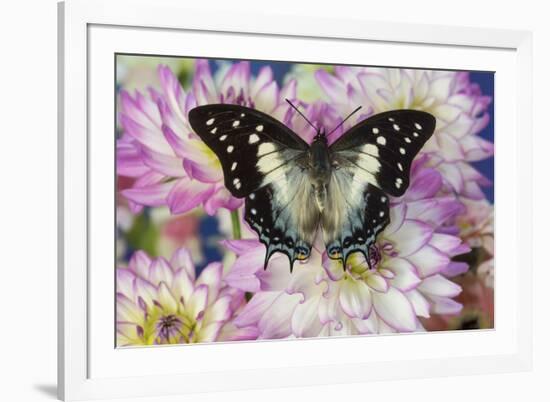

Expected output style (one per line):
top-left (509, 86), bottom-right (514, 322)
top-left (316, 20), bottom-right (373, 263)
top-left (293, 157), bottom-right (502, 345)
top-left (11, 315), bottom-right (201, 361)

top-left (280, 79), bottom-right (297, 100)
top-left (428, 295), bottom-right (463, 315)
top-left (385, 220), bottom-right (432, 257)
top-left (339, 278), bottom-right (372, 319)
top-left (417, 274), bottom-right (462, 298)
top-left (386, 258), bottom-right (421, 291)
top-left (258, 293), bottom-right (301, 339)
top-left (203, 295), bottom-right (232, 324)
top-left (121, 181), bottom-right (173, 208)
top-left (218, 323), bottom-right (259, 341)
top-left (116, 268), bottom-right (136, 299)
top-left (382, 202), bottom-right (407, 236)
top-left (291, 296), bottom-right (323, 337)
top-left (170, 247), bottom-right (196, 279)
top-left (315, 70), bottom-right (346, 101)
top-left (407, 245), bottom-right (450, 278)
top-left (157, 282), bottom-right (179, 314)
top-left (220, 62), bottom-right (250, 99)
top-left (171, 268), bottom-right (195, 306)
top-left (187, 285), bottom-right (209, 320)
top-left (222, 239), bottom-right (262, 255)
top-left (149, 257), bottom-right (174, 285)
top-left (183, 159), bottom-right (223, 183)
top-left (116, 141), bottom-right (150, 177)
top-left (406, 168), bottom-right (442, 201)
top-left (203, 186), bottom-right (243, 215)
top-left (157, 65), bottom-right (188, 124)
top-left (286, 267), bottom-right (321, 300)
top-left (372, 287), bottom-right (417, 332)
top-left (196, 262), bottom-right (223, 303)
top-left (166, 177), bottom-right (215, 214)
top-left (250, 66), bottom-right (274, 98)
top-left (429, 233), bottom-right (464, 255)
top-left (321, 252), bottom-right (345, 281)
top-left (134, 277), bottom-right (158, 309)
top-left (119, 113), bottom-right (173, 155)
top-left (128, 250), bottom-right (152, 278)
top-left (441, 261), bottom-right (469, 278)
top-left (233, 291), bottom-right (279, 328)
top-left (117, 294), bottom-right (144, 324)
top-left (253, 81), bottom-right (279, 113)
top-left (364, 273), bottom-right (389, 293)
top-left (196, 322), bottom-right (223, 343)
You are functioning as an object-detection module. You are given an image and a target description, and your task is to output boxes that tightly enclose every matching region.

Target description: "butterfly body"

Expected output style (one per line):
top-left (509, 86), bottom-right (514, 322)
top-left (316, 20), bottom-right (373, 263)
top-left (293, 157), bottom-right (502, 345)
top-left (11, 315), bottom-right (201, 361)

top-left (188, 104), bottom-right (436, 272)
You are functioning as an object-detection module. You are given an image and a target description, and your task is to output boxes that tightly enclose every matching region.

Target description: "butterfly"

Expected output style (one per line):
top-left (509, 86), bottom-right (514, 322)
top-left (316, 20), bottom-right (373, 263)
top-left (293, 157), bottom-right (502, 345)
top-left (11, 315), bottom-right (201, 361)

top-left (188, 102), bottom-right (435, 272)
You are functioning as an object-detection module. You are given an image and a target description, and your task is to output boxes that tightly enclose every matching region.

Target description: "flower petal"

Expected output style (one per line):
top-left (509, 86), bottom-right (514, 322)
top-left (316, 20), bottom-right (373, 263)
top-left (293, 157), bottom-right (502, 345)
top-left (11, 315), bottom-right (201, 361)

top-left (291, 296), bottom-right (322, 337)
top-left (372, 287), bottom-right (417, 332)
top-left (339, 278), bottom-right (373, 319)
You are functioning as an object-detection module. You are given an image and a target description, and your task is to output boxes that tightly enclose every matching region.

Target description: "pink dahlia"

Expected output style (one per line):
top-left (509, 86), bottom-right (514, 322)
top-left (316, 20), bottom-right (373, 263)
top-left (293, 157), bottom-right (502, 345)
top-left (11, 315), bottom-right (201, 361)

top-left (117, 61), bottom-right (297, 215)
top-left (224, 163), bottom-right (469, 337)
top-left (116, 247), bottom-right (257, 345)
top-left (315, 67), bottom-right (493, 199)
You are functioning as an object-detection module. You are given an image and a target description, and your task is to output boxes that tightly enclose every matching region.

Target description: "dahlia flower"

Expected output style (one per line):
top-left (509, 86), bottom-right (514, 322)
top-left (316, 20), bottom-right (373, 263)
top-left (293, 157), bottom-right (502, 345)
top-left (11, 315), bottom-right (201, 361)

top-left (116, 247), bottom-right (257, 345)
top-left (224, 163), bottom-right (469, 337)
top-left (118, 61), bottom-right (297, 215)
top-left (315, 67), bottom-right (493, 199)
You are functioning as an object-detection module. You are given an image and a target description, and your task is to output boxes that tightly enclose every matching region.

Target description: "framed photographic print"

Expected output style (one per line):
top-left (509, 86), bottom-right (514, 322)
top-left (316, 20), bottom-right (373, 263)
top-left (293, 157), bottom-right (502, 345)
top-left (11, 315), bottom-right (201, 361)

top-left (58, 0), bottom-right (533, 400)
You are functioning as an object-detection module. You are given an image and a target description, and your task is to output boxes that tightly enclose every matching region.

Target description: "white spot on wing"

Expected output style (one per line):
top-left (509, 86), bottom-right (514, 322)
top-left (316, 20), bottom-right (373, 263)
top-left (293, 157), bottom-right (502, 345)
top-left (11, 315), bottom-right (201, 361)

top-left (393, 124), bottom-right (400, 131)
top-left (227, 145), bottom-right (234, 153)
top-left (399, 147), bottom-right (406, 155)
top-left (233, 178), bottom-right (241, 189)
top-left (415, 122), bottom-right (422, 130)
top-left (361, 144), bottom-right (379, 157)
top-left (404, 137), bottom-right (411, 143)
top-left (376, 136), bottom-right (386, 145)
top-left (372, 127), bottom-right (379, 134)
top-left (379, 211), bottom-right (385, 217)
top-left (249, 134), bottom-right (260, 144)
top-left (206, 118), bottom-right (215, 126)
top-left (232, 120), bottom-right (240, 127)
top-left (251, 208), bottom-right (257, 215)
top-left (249, 193), bottom-right (255, 200)
top-left (397, 162), bottom-right (403, 171)
top-left (219, 134), bottom-right (227, 141)
top-left (413, 132), bottom-right (419, 137)
top-left (388, 117), bottom-right (395, 122)
top-left (256, 125), bottom-right (264, 132)
top-left (240, 113), bottom-right (245, 117)
top-left (231, 162), bottom-right (237, 171)
top-left (210, 127), bottom-right (217, 134)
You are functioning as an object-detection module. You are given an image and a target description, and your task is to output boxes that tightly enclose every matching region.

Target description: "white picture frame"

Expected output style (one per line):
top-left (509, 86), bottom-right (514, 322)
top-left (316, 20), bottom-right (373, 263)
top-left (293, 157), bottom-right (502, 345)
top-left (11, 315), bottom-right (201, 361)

top-left (58, 0), bottom-right (533, 400)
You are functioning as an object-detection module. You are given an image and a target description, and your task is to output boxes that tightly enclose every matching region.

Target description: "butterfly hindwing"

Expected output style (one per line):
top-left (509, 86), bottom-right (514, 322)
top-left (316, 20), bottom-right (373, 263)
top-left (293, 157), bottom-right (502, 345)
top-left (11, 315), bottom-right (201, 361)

top-left (322, 167), bottom-right (390, 267)
top-left (188, 104), bottom-right (308, 198)
top-left (330, 109), bottom-right (436, 197)
top-left (245, 181), bottom-right (318, 270)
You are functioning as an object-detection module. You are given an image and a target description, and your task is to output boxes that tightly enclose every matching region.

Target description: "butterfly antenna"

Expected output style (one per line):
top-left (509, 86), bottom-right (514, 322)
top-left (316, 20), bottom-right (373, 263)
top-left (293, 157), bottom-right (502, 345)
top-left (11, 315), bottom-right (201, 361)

top-left (285, 98), bottom-right (318, 131)
top-left (326, 106), bottom-right (362, 138)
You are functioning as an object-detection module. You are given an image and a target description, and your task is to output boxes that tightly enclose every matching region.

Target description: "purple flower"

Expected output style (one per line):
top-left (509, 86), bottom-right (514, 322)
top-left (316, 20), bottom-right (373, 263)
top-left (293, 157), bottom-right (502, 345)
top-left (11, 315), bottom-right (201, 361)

top-left (117, 61), bottom-right (297, 215)
top-left (223, 163), bottom-right (469, 338)
top-left (116, 247), bottom-right (257, 345)
top-left (315, 67), bottom-right (493, 199)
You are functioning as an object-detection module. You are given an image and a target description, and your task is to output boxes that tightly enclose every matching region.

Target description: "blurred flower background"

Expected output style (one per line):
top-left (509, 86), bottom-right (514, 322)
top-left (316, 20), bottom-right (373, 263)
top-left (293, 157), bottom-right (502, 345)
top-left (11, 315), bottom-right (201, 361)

top-left (116, 55), bottom-right (494, 346)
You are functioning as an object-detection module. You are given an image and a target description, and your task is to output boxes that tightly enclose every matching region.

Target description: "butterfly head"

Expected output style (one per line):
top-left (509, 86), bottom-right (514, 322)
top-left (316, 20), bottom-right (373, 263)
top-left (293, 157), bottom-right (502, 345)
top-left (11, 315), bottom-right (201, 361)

top-left (314, 127), bottom-right (328, 143)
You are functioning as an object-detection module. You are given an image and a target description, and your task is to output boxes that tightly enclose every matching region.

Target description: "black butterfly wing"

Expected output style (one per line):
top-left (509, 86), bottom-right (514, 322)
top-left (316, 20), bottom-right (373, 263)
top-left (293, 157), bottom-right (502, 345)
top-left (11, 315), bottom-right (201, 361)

top-left (188, 104), bottom-right (309, 197)
top-left (188, 104), bottom-right (317, 270)
top-left (324, 109), bottom-right (435, 266)
top-left (330, 109), bottom-right (436, 197)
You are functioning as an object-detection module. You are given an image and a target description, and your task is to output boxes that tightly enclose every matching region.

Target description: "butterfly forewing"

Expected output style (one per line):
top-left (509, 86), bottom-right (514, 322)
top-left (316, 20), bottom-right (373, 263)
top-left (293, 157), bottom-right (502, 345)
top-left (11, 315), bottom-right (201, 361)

top-left (188, 104), bottom-right (308, 198)
top-left (330, 109), bottom-right (436, 197)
